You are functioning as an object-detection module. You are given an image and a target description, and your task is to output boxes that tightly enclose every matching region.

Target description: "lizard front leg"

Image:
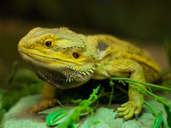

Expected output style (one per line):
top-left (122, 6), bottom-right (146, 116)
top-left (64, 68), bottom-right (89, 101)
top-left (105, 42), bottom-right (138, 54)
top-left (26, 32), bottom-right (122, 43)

top-left (104, 59), bottom-right (146, 120)
top-left (30, 82), bottom-right (58, 113)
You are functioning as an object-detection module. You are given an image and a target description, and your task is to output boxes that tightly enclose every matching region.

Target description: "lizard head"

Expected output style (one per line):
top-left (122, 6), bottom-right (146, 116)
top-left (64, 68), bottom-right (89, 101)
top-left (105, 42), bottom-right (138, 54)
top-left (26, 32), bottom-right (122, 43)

top-left (18, 27), bottom-right (96, 89)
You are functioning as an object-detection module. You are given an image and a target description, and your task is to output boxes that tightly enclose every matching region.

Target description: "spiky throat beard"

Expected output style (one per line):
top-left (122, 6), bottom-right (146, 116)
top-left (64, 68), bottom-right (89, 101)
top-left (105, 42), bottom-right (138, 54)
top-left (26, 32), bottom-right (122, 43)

top-left (31, 64), bottom-right (96, 89)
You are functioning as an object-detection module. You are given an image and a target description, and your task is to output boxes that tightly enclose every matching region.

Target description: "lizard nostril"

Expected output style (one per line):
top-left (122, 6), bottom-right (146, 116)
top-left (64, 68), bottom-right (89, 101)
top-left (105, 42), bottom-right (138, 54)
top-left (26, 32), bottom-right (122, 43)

top-left (30, 44), bottom-right (34, 48)
top-left (72, 52), bottom-right (79, 59)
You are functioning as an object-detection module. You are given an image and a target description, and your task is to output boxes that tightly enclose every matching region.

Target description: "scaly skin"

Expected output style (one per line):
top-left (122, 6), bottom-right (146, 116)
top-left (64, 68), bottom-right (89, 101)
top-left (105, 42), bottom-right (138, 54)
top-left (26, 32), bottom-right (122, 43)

top-left (18, 27), bottom-right (161, 120)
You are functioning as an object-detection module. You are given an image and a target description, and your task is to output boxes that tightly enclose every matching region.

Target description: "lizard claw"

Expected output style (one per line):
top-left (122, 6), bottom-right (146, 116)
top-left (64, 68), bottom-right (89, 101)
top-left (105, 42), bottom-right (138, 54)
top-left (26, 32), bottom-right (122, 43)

top-left (114, 112), bottom-right (119, 119)
top-left (116, 101), bottom-right (143, 120)
top-left (134, 113), bottom-right (139, 120)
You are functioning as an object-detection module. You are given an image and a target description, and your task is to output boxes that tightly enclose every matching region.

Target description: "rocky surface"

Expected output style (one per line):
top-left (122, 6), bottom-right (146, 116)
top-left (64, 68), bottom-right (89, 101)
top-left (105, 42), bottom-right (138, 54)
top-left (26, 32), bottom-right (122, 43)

top-left (1, 94), bottom-right (170, 128)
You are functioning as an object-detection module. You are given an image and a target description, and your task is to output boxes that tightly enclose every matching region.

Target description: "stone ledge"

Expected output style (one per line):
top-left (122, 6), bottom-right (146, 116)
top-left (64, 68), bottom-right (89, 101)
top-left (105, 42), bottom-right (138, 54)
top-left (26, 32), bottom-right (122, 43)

top-left (1, 94), bottom-right (170, 128)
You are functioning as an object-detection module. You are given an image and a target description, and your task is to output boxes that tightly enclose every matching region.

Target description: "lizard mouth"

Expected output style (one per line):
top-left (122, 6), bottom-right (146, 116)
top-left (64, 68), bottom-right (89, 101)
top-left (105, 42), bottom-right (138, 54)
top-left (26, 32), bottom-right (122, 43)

top-left (19, 49), bottom-right (71, 63)
top-left (19, 49), bottom-right (96, 89)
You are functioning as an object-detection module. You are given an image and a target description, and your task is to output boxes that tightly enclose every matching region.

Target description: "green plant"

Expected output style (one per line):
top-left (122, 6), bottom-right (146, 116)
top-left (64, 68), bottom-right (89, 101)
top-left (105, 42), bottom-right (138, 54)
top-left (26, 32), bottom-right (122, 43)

top-left (1, 61), bottom-right (44, 111)
top-left (43, 85), bottom-right (101, 128)
top-left (44, 77), bottom-right (171, 128)
top-left (0, 90), bottom-right (6, 125)
top-left (110, 77), bottom-right (171, 128)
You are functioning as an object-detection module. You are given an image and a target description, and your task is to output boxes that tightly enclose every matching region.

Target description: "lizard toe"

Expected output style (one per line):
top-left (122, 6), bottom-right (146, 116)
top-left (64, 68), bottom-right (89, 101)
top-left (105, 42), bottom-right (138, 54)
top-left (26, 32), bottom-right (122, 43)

top-left (116, 100), bottom-right (143, 120)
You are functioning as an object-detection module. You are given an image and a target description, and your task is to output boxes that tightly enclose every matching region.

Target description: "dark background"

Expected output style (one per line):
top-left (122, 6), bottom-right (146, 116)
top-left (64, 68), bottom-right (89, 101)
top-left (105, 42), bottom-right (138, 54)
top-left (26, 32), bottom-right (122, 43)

top-left (0, 0), bottom-right (170, 84)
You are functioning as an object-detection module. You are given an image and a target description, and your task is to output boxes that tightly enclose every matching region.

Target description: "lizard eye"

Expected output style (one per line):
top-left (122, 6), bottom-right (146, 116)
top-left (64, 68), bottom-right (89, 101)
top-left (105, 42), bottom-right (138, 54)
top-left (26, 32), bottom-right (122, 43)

top-left (43, 39), bottom-right (54, 48)
top-left (45, 41), bottom-right (52, 47)
top-left (72, 52), bottom-right (79, 59)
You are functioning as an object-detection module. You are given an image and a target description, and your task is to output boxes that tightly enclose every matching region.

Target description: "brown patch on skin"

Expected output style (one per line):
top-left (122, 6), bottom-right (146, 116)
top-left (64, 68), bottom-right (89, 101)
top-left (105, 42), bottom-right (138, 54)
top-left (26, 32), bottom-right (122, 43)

top-left (96, 40), bottom-right (108, 51)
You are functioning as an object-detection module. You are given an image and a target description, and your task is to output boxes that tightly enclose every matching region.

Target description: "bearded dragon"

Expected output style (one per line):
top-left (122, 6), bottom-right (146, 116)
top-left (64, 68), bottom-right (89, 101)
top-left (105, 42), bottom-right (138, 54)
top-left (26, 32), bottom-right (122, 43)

top-left (18, 27), bottom-right (161, 120)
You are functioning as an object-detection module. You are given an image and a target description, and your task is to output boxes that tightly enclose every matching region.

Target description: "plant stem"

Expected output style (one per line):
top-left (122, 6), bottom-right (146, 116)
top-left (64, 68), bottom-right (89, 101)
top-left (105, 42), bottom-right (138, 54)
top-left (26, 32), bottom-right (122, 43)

top-left (128, 81), bottom-right (171, 109)
top-left (109, 83), bottom-right (114, 108)
top-left (140, 96), bottom-right (158, 115)
top-left (111, 77), bottom-right (171, 92)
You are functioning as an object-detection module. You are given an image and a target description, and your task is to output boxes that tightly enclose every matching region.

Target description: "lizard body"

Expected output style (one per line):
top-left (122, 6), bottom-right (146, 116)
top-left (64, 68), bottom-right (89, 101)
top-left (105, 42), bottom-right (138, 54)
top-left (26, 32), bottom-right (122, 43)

top-left (18, 27), bottom-right (161, 120)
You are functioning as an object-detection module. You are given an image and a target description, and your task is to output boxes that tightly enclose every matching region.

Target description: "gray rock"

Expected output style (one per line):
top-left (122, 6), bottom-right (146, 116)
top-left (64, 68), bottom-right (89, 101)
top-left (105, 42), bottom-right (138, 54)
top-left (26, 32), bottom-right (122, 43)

top-left (1, 94), bottom-right (170, 128)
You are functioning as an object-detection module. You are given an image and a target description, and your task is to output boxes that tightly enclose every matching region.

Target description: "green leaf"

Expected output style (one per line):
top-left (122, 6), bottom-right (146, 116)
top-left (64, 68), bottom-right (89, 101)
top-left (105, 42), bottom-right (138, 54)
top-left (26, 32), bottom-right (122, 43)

top-left (109, 80), bottom-right (114, 108)
top-left (46, 107), bottom-right (72, 126)
top-left (111, 77), bottom-right (171, 92)
top-left (118, 80), bottom-right (126, 86)
top-left (164, 105), bottom-right (171, 128)
top-left (80, 85), bottom-right (100, 106)
top-left (0, 109), bottom-right (6, 123)
top-left (109, 80), bottom-right (114, 86)
top-left (46, 85), bottom-right (101, 128)
top-left (7, 61), bottom-right (18, 85)
top-left (142, 96), bottom-right (157, 115)
top-left (93, 121), bottom-right (101, 125)
top-left (0, 90), bottom-right (6, 125)
top-left (152, 112), bottom-right (163, 128)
